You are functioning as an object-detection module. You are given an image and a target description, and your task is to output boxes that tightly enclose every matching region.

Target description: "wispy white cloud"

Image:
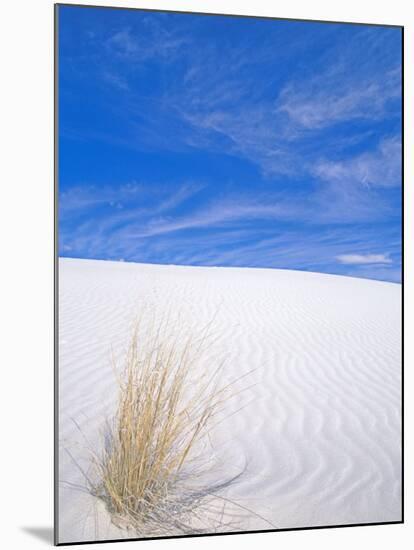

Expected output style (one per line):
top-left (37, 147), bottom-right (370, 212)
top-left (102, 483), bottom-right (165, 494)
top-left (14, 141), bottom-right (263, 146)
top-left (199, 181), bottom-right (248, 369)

top-left (59, 178), bottom-right (401, 283)
top-left (59, 16), bottom-right (402, 283)
top-left (63, 18), bottom-right (402, 183)
top-left (60, 181), bottom-right (201, 218)
top-left (101, 69), bottom-right (130, 91)
top-left (336, 253), bottom-right (392, 265)
top-left (181, 106), bottom-right (297, 177)
top-left (314, 137), bottom-right (401, 189)
top-left (278, 67), bottom-right (400, 132)
top-left (130, 197), bottom-right (293, 238)
top-left (59, 182), bottom-right (144, 218)
top-left (164, 28), bottom-right (401, 176)
top-left (106, 21), bottom-right (187, 62)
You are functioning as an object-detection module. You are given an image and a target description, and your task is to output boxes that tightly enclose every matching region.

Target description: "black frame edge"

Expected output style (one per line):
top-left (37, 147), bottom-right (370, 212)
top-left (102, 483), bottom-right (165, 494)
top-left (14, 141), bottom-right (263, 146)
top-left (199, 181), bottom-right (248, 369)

top-left (54, 2), bottom-right (404, 29)
top-left (54, 2), bottom-right (60, 546)
top-left (400, 24), bottom-right (404, 525)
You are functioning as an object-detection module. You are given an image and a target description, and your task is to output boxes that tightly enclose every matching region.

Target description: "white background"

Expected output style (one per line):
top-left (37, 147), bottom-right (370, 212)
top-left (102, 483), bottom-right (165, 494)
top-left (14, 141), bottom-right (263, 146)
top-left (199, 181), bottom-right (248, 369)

top-left (0, 0), bottom-right (412, 548)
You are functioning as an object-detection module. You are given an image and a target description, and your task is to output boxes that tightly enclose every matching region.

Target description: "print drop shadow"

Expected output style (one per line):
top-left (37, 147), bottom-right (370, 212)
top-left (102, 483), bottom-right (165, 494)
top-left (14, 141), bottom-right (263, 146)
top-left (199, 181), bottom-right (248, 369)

top-left (21, 526), bottom-right (54, 544)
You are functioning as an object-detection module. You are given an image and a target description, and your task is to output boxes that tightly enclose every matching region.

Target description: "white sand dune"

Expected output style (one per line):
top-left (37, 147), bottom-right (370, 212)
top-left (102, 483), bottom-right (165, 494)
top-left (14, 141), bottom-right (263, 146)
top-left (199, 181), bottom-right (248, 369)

top-left (58, 257), bottom-right (402, 544)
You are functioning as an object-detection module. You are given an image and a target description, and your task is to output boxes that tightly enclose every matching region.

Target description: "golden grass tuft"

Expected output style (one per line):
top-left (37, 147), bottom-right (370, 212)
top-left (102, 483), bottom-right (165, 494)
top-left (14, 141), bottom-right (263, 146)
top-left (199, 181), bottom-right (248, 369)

top-left (90, 316), bottom-right (236, 534)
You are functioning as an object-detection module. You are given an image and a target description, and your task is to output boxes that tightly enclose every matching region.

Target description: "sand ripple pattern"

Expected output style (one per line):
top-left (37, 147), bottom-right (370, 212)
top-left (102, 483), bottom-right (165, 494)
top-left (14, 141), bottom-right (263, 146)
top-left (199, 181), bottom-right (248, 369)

top-left (58, 259), bottom-right (402, 543)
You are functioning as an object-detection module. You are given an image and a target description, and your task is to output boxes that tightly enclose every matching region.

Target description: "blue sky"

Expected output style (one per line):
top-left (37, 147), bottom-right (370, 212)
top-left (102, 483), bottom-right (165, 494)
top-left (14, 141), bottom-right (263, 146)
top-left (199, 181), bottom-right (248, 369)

top-left (58, 6), bottom-right (402, 282)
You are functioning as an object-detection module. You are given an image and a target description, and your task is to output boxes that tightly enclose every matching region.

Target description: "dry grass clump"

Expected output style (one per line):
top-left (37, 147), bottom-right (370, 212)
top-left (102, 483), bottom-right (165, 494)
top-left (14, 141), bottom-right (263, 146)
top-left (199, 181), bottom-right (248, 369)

top-left (89, 317), bottom-right (240, 535)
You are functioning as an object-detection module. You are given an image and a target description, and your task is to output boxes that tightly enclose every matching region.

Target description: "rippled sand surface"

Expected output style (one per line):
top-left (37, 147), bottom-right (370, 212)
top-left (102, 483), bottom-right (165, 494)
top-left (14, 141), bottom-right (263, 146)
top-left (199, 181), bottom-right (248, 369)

top-left (58, 258), bottom-right (402, 544)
